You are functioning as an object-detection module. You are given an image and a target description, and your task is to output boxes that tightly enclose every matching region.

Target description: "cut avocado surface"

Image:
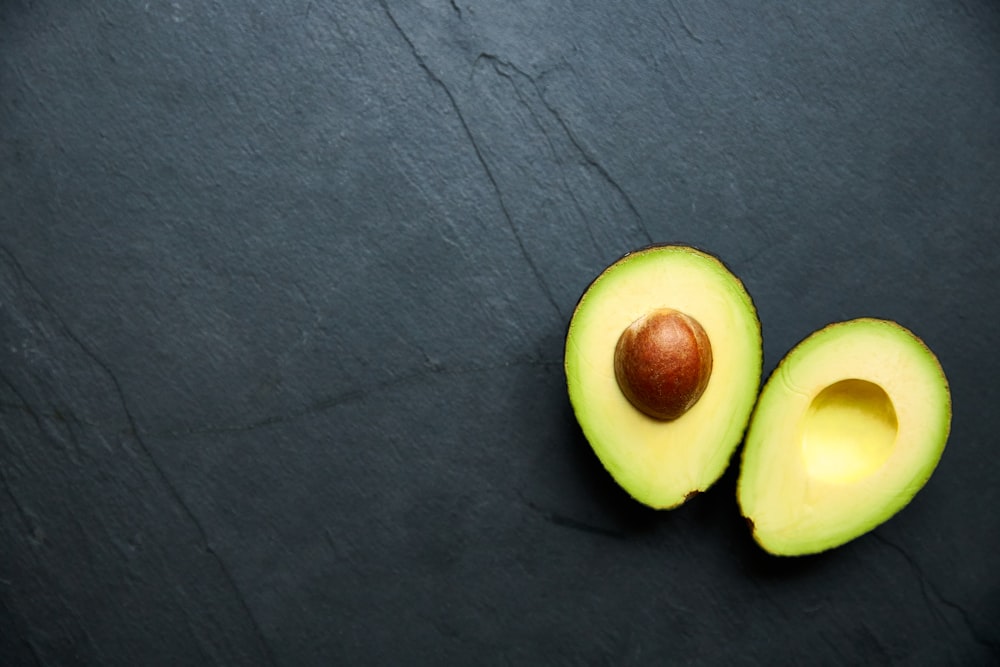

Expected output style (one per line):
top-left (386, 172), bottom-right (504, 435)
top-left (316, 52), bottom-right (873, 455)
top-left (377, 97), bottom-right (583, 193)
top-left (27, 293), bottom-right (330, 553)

top-left (564, 245), bottom-right (762, 509)
top-left (738, 318), bottom-right (951, 556)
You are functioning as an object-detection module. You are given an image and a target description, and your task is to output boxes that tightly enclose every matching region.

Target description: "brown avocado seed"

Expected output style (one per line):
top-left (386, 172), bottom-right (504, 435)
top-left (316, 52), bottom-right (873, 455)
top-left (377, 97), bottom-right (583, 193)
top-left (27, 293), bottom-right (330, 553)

top-left (614, 308), bottom-right (713, 420)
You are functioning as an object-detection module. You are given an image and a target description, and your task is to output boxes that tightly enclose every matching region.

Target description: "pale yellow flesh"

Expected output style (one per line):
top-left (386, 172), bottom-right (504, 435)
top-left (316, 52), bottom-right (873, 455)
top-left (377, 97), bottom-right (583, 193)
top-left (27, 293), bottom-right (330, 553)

top-left (738, 319), bottom-right (951, 556)
top-left (565, 246), bottom-right (762, 508)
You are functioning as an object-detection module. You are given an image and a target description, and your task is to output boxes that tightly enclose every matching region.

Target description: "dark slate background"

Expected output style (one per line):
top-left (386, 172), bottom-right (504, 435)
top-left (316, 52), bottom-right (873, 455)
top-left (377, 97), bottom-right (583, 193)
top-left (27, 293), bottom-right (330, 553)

top-left (2, 1), bottom-right (998, 664)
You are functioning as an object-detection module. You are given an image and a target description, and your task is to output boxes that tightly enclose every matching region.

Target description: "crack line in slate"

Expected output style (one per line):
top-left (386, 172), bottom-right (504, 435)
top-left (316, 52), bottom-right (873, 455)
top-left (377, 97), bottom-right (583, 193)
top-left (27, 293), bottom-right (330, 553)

top-left (0, 400), bottom-right (111, 434)
top-left (651, 11), bottom-right (713, 124)
top-left (377, 1), bottom-right (563, 319)
top-left (152, 359), bottom-right (561, 439)
top-left (540, 94), bottom-right (649, 243)
top-left (870, 533), bottom-right (949, 628)
top-left (62, 336), bottom-right (281, 667)
top-left (0, 464), bottom-right (35, 540)
top-left (483, 57), bottom-right (604, 258)
top-left (0, 243), bottom-right (278, 666)
top-left (0, 370), bottom-right (45, 434)
top-left (483, 54), bottom-right (652, 246)
top-left (668, 0), bottom-right (704, 43)
top-left (872, 532), bottom-right (1000, 655)
top-left (526, 500), bottom-right (626, 540)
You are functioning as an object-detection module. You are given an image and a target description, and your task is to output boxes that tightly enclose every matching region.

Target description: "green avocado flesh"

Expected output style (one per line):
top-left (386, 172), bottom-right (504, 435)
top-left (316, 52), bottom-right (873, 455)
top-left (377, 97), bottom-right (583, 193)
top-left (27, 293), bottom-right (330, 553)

top-left (737, 318), bottom-right (951, 556)
top-left (564, 245), bottom-right (763, 509)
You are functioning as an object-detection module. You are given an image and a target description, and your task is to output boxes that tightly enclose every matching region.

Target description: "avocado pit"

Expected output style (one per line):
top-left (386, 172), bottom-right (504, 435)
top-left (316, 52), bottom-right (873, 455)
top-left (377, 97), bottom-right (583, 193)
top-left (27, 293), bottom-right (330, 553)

top-left (614, 308), bottom-right (713, 420)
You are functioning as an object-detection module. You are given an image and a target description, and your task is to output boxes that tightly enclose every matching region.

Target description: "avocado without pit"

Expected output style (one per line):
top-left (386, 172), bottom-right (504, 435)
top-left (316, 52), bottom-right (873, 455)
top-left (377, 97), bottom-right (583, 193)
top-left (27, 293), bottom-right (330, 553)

top-left (737, 318), bottom-right (951, 555)
top-left (564, 245), bottom-right (763, 509)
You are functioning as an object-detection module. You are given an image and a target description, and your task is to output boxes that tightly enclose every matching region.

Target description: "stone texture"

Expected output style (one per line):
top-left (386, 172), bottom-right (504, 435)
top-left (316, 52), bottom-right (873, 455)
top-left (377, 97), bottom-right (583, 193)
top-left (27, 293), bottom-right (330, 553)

top-left (2, 0), bottom-right (998, 664)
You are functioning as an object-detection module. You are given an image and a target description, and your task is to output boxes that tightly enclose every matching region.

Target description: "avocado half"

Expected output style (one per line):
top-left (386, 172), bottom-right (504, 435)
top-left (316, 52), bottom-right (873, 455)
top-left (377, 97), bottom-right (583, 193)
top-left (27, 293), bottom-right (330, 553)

top-left (737, 318), bottom-right (951, 556)
top-left (564, 245), bottom-right (763, 509)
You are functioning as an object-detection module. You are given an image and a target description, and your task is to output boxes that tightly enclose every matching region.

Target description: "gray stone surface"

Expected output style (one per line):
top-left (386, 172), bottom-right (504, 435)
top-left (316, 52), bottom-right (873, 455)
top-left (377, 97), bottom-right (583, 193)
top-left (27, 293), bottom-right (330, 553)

top-left (2, 0), bottom-right (998, 664)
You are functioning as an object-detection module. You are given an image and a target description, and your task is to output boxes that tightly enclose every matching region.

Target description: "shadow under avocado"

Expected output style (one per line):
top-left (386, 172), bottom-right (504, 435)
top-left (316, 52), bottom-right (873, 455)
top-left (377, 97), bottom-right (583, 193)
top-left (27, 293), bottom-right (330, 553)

top-left (558, 387), bottom-right (842, 576)
top-left (555, 396), bottom-right (662, 538)
top-left (513, 322), bottom-right (663, 540)
top-left (703, 445), bottom-right (842, 580)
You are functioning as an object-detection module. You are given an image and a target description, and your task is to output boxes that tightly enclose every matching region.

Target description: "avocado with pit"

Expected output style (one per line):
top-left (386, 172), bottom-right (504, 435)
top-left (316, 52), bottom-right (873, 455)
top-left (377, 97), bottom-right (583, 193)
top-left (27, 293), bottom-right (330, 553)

top-left (564, 245), bottom-right (763, 509)
top-left (737, 318), bottom-right (951, 556)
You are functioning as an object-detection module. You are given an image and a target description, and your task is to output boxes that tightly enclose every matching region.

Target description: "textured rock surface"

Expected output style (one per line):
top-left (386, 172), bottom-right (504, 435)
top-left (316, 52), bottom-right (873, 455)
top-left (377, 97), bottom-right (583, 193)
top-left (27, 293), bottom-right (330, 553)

top-left (2, 0), bottom-right (998, 664)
